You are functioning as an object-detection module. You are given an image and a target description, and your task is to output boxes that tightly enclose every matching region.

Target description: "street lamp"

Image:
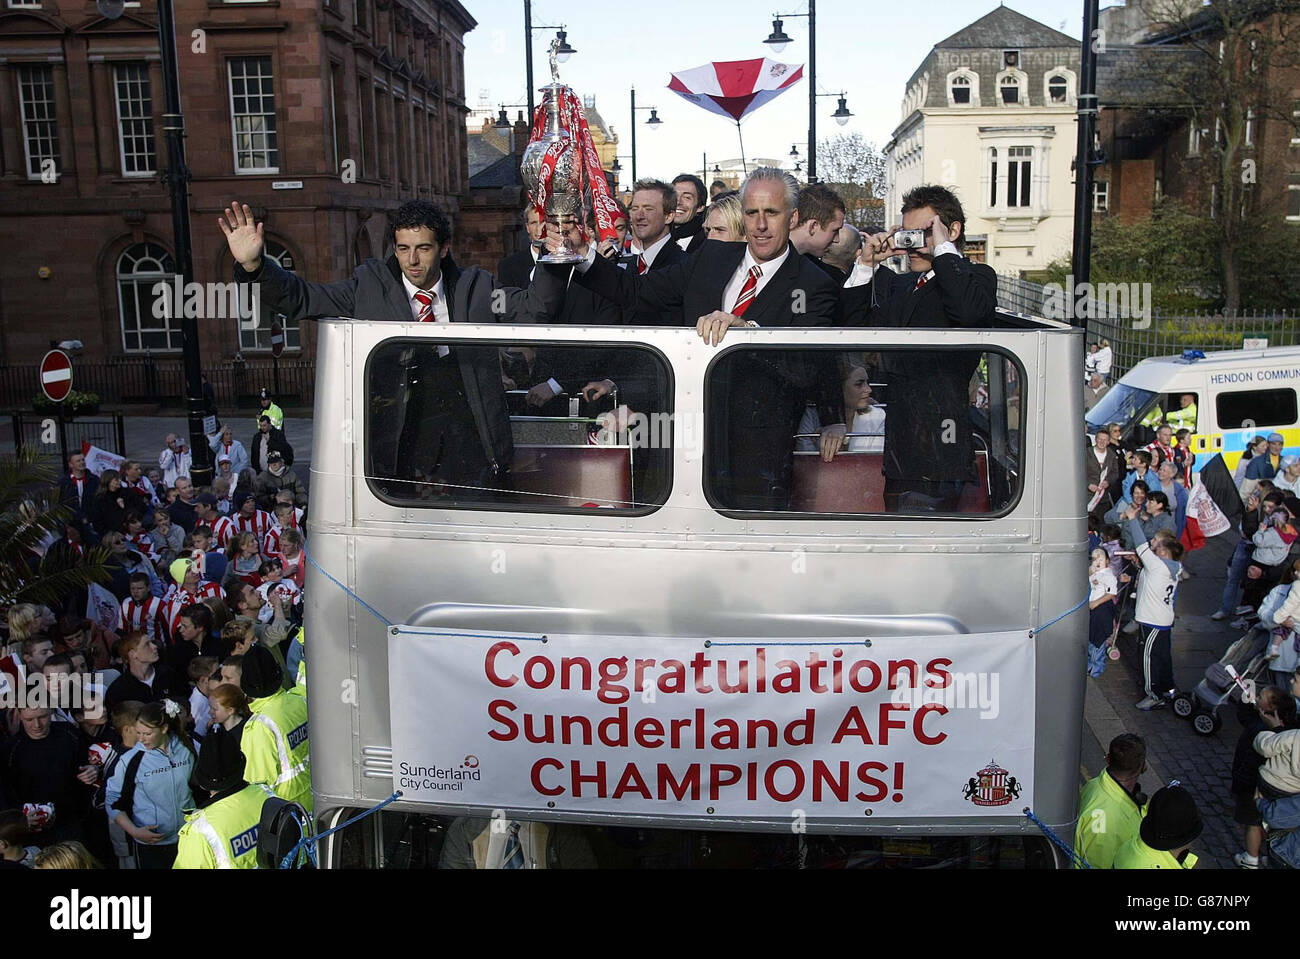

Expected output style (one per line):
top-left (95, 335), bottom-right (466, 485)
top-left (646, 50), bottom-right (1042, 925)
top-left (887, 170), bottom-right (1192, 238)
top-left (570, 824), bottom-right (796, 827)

top-left (789, 143), bottom-right (800, 158)
top-left (629, 87), bottom-right (662, 184)
top-left (98, 0), bottom-right (211, 484)
top-left (524, 0), bottom-right (577, 119)
top-left (761, 3), bottom-right (848, 181)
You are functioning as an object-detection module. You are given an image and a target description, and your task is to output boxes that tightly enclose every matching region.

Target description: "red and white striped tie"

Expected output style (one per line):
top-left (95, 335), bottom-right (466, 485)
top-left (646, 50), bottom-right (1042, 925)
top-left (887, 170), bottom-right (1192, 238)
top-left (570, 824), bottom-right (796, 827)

top-left (731, 265), bottom-right (762, 316)
top-left (637, 255), bottom-right (648, 275)
top-left (413, 290), bottom-right (449, 357)
top-left (914, 273), bottom-right (930, 292)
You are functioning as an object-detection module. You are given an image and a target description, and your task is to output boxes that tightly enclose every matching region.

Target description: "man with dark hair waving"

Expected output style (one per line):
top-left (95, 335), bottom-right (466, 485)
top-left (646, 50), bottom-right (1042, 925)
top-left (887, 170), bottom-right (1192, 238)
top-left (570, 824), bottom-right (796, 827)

top-left (221, 199), bottom-right (568, 495)
top-left (843, 184), bottom-right (998, 512)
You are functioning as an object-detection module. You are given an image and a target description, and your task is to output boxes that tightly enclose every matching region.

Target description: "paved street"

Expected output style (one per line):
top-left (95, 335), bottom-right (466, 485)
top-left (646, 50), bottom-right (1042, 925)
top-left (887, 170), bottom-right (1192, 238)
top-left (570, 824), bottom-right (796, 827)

top-left (1079, 533), bottom-right (1246, 869)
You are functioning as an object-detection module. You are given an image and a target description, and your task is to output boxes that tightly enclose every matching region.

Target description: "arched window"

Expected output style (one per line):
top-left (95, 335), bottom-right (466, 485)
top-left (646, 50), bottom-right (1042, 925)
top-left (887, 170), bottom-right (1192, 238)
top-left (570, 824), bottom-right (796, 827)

top-left (952, 75), bottom-right (971, 105)
top-left (988, 148), bottom-right (998, 206)
top-left (1048, 75), bottom-right (1068, 103)
top-left (117, 242), bottom-right (179, 352)
top-left (239, 239), bottom-right (300, 351)
top-left (1000, 75), bottom-right (1020, 105)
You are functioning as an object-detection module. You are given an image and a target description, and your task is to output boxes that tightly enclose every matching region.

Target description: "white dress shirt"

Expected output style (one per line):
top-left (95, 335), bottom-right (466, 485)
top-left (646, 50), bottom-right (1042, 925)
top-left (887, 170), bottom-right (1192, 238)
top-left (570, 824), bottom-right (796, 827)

top-left (401, 272), bottom-right (450, 358)
top-left (721, 244), bottom-right (790, 317)
top-left (633, 231), bottom-right (673, 271)
top-left (843, 241), bottom-right (960, 288)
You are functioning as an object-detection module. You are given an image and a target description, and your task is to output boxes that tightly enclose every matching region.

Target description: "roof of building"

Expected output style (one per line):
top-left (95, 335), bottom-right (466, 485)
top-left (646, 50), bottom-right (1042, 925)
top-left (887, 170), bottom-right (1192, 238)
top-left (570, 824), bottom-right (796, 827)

top-left (1097, 44), bottom-right (1201, 108)
top-left (469, 151), bottom-right (522, 189)
top-left (467, 132), bottom-right (509, 178)
top-left (934, 5), bottom-right (1077, 49)
top-left (585, 102), bottom-right (614, 142)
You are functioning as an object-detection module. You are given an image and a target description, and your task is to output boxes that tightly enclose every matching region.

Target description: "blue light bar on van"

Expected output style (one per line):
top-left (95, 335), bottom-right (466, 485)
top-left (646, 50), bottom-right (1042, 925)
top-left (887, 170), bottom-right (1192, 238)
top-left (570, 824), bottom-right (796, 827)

top-left (1180, 349), bottom-right (1205, 362)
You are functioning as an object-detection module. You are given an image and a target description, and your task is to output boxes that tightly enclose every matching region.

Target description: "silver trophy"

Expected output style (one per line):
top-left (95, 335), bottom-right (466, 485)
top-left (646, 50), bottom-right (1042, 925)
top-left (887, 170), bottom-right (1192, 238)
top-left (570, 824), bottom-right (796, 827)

top-left (520, 40), bottom-right (584, 264)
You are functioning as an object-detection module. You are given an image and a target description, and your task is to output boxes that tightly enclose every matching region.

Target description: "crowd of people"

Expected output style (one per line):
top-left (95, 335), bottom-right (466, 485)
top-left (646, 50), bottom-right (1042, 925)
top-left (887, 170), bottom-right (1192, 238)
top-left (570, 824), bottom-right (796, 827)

top-left (0, 404), bottom-right (311, 869)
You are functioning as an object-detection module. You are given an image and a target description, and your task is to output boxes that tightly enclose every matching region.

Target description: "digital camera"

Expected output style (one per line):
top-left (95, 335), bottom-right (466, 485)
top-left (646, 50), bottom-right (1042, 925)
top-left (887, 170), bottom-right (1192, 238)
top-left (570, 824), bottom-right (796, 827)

top-left (893, 229), bottom-right (927, 250)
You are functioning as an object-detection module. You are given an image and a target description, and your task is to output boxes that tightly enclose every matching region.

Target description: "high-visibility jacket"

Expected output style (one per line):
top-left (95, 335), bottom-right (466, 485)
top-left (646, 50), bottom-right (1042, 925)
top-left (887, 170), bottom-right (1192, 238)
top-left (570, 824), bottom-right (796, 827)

top-left (289, 630), bottom-right (306, 699)
top-left (1140, 406), bottom-right (1164, 429)
top-left (173, 783), bottom-right (275, 869)
top-left (1113, 836), bottom-right (1198, 869)
top-left (1074, 770), bottom-right (1147, 869)
top-left (258, 402), bottom-right (285, 431)
top-left (1165, 402), bottom-right (1197, 432)
top-left (242, 690), bottom-right (312, 813)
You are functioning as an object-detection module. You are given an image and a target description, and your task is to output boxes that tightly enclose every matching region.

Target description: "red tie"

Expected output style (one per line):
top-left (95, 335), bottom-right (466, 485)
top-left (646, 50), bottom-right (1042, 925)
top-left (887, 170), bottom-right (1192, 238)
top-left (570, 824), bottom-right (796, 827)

top-left (731, 265), bottom-right (762, 316)
top-left (914, 273), bottom-right (929, 292)
top-left (413, 290), bottom-right (435, 321)
top-left (637, 255), bottom-right (648, 275)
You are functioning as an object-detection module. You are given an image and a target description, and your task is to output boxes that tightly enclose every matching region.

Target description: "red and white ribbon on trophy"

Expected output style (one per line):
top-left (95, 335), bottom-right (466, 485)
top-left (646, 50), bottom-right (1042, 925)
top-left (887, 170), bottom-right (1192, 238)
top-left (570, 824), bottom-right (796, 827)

top-left (529, 86), bottom-right (620, 245)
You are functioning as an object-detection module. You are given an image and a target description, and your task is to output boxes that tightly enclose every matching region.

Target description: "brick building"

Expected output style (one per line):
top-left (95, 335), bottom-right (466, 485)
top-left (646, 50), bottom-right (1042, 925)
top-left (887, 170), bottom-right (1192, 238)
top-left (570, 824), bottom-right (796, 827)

top-left (0, 0), bottom-right (475, 379)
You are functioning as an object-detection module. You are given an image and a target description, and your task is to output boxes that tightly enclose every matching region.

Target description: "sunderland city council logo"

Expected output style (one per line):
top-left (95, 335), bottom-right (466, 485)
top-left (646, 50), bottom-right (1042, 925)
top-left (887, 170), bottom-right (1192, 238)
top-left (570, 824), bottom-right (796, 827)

top-left (961, 760), bottom-right (1021, 807)
top-left (462, 755), bottom-right (480, 770)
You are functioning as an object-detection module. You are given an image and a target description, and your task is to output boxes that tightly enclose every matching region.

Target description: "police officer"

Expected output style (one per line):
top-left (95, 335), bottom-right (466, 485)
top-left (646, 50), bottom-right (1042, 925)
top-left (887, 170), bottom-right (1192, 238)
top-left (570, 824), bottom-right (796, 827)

top-left (174, 728), bottom-right (274, 869)
top-left (1113, 783), bottom-right (1202, 869)
top-left (238, 645), bottom-right (312, 813)
top-left (1074, 733), bottom-right (1148, 869)
top-left (257, 389), bottom-right (285, 431)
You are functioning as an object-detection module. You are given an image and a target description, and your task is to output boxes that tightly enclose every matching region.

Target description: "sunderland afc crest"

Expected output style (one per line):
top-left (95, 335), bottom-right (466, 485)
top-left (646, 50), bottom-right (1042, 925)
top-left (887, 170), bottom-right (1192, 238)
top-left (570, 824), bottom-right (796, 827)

top-left (962, 761), bottom-right (1021, 807)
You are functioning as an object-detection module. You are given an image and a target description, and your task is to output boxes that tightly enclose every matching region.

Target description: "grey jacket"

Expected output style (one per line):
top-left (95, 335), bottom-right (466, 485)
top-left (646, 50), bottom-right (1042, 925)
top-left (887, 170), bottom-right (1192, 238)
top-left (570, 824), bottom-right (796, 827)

top-left (235, 252), bottom-right (566, 473)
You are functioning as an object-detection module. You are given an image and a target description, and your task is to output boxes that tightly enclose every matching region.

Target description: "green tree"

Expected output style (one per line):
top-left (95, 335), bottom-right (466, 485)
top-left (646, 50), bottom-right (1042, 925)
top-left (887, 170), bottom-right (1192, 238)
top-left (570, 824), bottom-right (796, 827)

top-left (816, 132), bottom-right (887, 230)
top-left (0, 451), bottom-right (111, 609)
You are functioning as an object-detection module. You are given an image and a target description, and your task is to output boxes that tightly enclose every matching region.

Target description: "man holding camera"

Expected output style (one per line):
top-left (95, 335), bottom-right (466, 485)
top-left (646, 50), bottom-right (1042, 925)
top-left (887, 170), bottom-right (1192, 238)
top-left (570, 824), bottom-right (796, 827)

top-left (842, 185), bottom-right (998, 512)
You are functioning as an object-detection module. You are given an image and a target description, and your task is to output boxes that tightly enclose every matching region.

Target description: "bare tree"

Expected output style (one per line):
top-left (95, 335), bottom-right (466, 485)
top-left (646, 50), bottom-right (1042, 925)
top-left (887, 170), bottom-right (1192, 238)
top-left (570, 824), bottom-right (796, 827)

top-left (1131, 0), bottom-right (1300, 313)
top-left (816, 133), bottom-right (887, 231)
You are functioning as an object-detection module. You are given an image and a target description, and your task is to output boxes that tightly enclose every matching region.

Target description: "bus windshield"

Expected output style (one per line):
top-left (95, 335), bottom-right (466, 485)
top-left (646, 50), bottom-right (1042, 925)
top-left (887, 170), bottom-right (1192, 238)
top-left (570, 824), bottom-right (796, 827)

top-left (1084, 382), bottom-right (1159, 434)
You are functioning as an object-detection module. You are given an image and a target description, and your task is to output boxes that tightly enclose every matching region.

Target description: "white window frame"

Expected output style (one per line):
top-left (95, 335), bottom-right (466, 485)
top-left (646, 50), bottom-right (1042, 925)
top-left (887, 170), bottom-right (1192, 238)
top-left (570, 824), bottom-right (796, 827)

top-left (1188, 121), bottom-right (1201, 156)
top-left (988, 147), bottom-right (998, 207)
top-left (238, 241), bottom-right (301, 352)
top-left (117, 243), bottom-right (181, 353)
top-left (996, 67), bottom-right (1028, 107)
top-left (1288, 183), bottom-right (1300, 222)
top-left (1245, 108), bottom-right (1255, 147)
top-left (946, 69), bottom-right (978, 108)
top-left (1292, 100), bottom-right (1300, 145)
top-left (8, 0), bottom-right (43, 7)
top-left (17, 63), bottom-right (59, 180)
top-left (1043, 68), bottom-right (1076, 106)
top-left (228, 56), bottom-right (280, 174)
top-left (1092, 179), bottom-right (1109, 213)
top-left (1005, 146), bottom-right (1033, 208)
top-left (113, 62), bottom-right (157, 177)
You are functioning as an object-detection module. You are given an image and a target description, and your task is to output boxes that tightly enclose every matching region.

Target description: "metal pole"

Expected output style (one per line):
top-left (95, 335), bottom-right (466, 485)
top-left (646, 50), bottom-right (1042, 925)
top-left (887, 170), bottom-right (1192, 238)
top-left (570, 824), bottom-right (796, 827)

top-left (525, 0), bottom-right (535, 121)
top-left (157, 0), bottom-right (211, 486)
top-left (807, 0), bottom-right (817, 182)
top-left (1070, 0), bottom-right (1100, 331)
top-left (630, 87), bottom-right (637, 185)
top-left (273, 354), bottom-right (282, 397)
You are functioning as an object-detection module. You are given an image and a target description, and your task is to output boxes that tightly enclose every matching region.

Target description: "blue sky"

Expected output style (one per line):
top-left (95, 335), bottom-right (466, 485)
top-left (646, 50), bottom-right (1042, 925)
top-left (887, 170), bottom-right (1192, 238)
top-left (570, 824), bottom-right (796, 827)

top-left (464, 0), bottom-right (1092, 179)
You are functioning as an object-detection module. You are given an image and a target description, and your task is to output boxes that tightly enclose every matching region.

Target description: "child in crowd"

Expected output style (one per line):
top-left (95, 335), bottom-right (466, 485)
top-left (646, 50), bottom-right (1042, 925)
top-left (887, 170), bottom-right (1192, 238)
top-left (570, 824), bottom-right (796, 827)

top-left (1231, 686), bottom-right (1297, 868)
top-left (187, 656), bottom-right (219, 743)
top-left (277, 528), bottom-right (306, 590)
top-left (1088, 548), bottom-right (1118, 678)
top-left (256, 558), bottom-right (301, 622)
top-left (212, 476), bottom-right (233, 516)
top-left (0, 810), bottom-right (39, 868)
top-left (148, 508), bottom-right (184, 568)
top-left (1268, 559), bottom-right (1300, 661)
top-left (218, 655), bottom-right (243, 688)
top-left (123, 514), bottom-right (159, 565)
top-left (208, 682), bottom-right (251, 740)
top-left (100, 700), bottom-right (143, 869)
top-left (1099, 524), bottom-right (1125, 579)
top-left (226, 531), bottom-right (262, 582)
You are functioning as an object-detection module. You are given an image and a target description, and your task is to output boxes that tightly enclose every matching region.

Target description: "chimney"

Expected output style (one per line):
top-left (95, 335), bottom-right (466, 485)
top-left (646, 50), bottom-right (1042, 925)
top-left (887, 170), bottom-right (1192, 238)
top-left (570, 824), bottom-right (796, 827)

top-left (513, 110), bottom-right (529, 158)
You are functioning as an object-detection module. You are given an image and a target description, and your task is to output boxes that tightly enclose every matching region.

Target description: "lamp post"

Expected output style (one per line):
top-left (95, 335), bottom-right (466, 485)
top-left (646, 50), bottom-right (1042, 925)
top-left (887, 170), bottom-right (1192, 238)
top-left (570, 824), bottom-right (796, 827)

top-left (98, 0), bottom-right (210, 484)
top-left (523, 0), bottom-right (576, 119)
top-left (763, 3), bottom-right (851, 182)
top-left (1070, 0), bottom-right (1101, 331)
top-left (629, 86), bottom-right (662, 184)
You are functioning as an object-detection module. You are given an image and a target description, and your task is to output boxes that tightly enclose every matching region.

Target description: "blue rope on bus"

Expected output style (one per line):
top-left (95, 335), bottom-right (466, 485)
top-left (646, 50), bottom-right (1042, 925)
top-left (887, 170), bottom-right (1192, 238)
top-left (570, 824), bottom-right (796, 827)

top-left (1030, 597), bottom-right (1088, 637)
top-left (279, 790), bottom-right (405, 870)
top-left (1022, 806), bottom-right (1091, 869)
top-left (302, 545), bottom-right (394, 627)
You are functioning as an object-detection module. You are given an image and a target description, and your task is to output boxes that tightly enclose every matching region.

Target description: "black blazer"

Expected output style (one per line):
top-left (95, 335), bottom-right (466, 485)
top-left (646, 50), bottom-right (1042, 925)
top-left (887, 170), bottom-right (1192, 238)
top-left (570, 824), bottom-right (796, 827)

top-left (843, 252), bottom-right (999, 485)
top-left (616, 238), bottom-right (688, 326)
top-left (58, 472), bottom-right (98, 519)
top-left (496, 249), bottom-right (536, 290)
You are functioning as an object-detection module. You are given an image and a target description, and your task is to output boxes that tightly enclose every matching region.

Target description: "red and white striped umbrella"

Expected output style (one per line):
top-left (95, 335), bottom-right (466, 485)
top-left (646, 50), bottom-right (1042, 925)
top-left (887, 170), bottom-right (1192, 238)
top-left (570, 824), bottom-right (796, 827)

top-left (668, 58), bottom-right (804, 121)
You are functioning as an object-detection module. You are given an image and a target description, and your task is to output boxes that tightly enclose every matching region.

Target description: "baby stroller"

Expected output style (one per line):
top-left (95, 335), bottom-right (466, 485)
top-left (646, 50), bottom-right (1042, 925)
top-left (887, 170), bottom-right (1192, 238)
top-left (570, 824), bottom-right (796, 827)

top-left (1172, 626), bottom-right (1272, 736)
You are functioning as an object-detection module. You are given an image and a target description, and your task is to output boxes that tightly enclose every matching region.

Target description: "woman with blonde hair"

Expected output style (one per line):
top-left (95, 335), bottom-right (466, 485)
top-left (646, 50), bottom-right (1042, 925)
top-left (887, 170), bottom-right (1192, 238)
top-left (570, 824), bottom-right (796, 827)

top-left (702, 193), bottom-right (744, 243)
top-left (33, 841), bottom-right (102, 869)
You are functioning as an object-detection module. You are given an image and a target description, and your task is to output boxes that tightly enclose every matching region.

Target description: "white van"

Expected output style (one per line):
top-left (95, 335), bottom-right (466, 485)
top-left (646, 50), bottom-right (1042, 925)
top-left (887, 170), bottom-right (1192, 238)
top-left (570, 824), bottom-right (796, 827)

top-left (1085, 345), bottom-right (1300, 479)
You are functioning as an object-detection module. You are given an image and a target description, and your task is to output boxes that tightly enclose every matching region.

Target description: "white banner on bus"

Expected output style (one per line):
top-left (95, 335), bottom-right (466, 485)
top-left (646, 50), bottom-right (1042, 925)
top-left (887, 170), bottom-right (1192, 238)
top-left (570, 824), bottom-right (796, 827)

top-left (388, 628), bottom-right (1035, 820)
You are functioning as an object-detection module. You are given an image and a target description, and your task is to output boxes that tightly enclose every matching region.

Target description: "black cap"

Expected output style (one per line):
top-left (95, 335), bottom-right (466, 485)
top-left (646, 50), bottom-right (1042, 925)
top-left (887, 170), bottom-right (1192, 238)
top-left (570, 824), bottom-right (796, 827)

top-left (194, 727), bottom-right (247, 792)
top-left (240, 644), bottom-right (283, 699)
top-left (267, 451), bottom-right (283, 462)
top-left (197, 492), bottom-right (218, 507)
top-left (232, 490), bottom-right (252, 511)
top-left (1140, 785), bottom-right (1203, 851)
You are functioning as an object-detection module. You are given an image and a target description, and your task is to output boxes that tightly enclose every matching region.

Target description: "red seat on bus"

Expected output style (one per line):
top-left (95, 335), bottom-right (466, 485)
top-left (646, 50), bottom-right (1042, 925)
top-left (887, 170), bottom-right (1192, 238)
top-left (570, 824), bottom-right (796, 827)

top-left (790, 450), bottom-right (993, 514)
top-left (510, 445), bottom-right (633, 508)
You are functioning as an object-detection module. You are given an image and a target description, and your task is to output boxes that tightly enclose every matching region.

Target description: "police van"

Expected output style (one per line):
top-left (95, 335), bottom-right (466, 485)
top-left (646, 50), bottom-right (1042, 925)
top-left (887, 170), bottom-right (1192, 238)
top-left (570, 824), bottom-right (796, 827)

top-left (1085, 345), bottom-right (1300, 479)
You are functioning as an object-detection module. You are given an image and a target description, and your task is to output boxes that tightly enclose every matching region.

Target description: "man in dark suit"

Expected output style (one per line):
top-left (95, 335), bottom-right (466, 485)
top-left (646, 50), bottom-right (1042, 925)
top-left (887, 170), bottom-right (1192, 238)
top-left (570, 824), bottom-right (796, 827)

top-left (58, 451), bottom-right (98, 522)
top-left (843, 184), bottom-right (999, 512)
top-left (1086, 427), bottom-right (1123, 526)
top-left (790, 183), bottom-right (847, 285)
top-left (620, 180), bottom-right (688, 325)
top-left (222, 198), bottom-right (566, 499)
top-left (568, 167), bottom-right (842, 510)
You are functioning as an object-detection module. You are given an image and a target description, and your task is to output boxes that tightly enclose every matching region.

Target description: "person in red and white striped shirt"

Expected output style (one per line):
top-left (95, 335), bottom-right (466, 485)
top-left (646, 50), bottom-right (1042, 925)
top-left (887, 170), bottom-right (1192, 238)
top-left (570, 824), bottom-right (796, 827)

top-left (232, 491), bottom-right (273, 546)
top-left (162, 557), bottom-right (222, 639)
top-left (263, 502), bottom-right (302, 557)
top-left (196, 493), bottom-right (237, 549)
top-left (123, 514), bottom-right (160, 564)
top-left (120, 573), bottom-right (168, 646)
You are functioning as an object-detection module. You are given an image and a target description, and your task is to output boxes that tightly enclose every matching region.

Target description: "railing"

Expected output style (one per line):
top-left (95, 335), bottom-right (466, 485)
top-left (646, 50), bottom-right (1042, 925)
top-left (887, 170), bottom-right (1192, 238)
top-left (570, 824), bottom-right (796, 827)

top-left (11, 413), bottom-right (127, 464)
top-left (0, 357), bottom-right (316, 411)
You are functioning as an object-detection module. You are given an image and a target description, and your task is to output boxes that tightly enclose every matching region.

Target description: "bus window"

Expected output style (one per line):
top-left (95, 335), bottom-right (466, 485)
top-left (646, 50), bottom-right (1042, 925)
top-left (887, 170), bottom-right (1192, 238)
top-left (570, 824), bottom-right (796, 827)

top-left (366, 339), bottom-right (672, 512)
top-left (1216, 388), bottom-right (1298, 431)
top-left (704, 347), bottom-right (1022, 516)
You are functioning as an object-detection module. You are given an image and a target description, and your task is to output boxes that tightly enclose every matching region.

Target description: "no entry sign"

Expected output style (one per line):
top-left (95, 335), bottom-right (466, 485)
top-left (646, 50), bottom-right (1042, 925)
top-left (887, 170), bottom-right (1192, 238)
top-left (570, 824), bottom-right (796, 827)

top-left (39, 349), bottom-right (73, 402)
